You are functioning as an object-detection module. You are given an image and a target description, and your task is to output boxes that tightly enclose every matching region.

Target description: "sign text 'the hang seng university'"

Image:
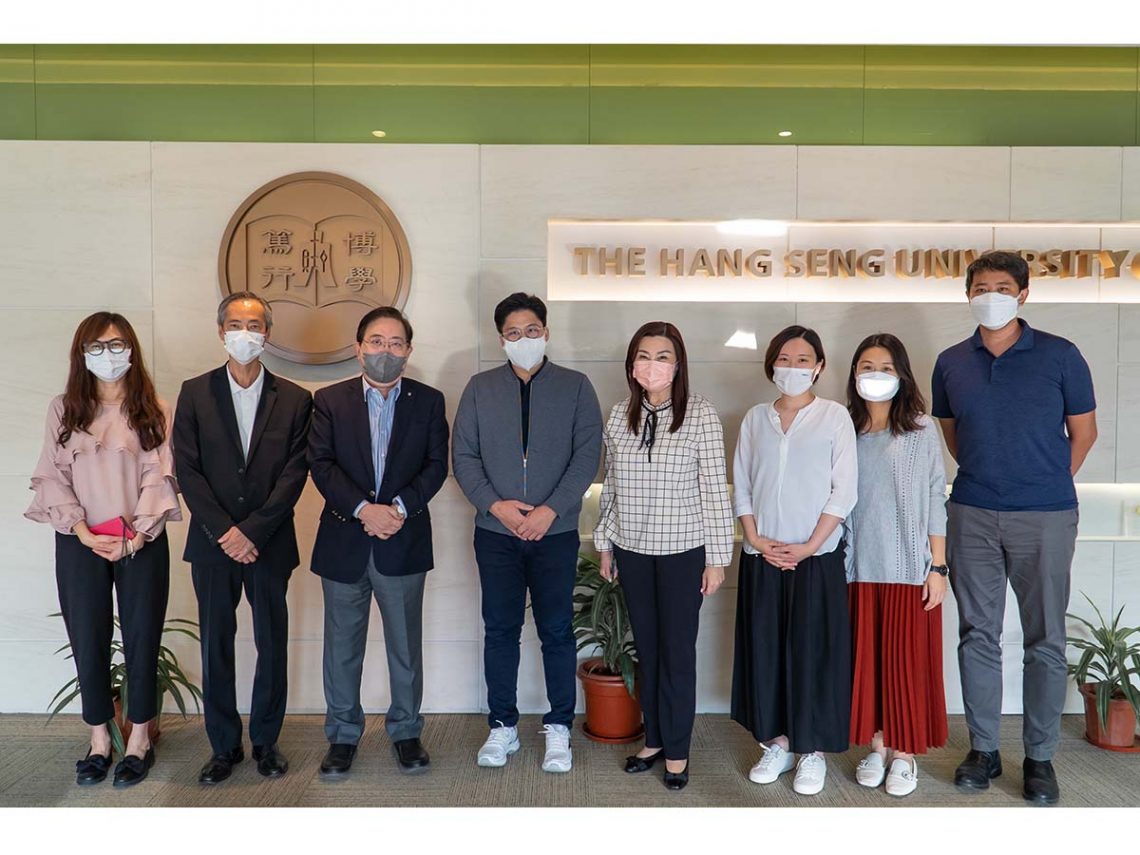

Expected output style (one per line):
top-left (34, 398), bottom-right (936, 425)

top-left (546, 220), bottom-right (1140, 303)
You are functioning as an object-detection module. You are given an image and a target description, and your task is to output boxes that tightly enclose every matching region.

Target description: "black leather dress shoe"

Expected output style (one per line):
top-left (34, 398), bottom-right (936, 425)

top-left (1023, 758), bottom-right (1060, 806)
top-left (664, 763), bottom-right (690, 791)
top-left (112, 746), bottom-right (155, 788)
top-left (252, 744), bottom-right (289, 778)
top-left (198, 746), bottom-right (245, 784)
top-left (954, 749), bottom-right (1002, 791)
top-left (624, 749), bottom-right (665, 774)
top-left (393, 738), bottom-right (430, 773)
top-left (76, 750), bottom-right (113, 786)
top-left (319, 743), bottom-right (357, 778)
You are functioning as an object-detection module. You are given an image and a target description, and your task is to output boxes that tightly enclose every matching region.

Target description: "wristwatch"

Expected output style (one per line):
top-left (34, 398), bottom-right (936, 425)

top-left (930, 564), bottom-right (949, 577)
top-left (393, 502), bottom-right (407, 519)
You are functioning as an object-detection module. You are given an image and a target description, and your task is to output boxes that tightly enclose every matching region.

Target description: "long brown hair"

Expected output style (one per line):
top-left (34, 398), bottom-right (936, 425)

top-left (846, 332), bottom-right (927, 436)
top-left (58, 312), bottom-right (166, 452)
top-left (624, 321), bottom-right (690, 434)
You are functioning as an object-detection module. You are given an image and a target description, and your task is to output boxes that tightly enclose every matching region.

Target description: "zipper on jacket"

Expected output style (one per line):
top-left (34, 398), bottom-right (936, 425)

top-left (522, 380), bottom-right (533, 499)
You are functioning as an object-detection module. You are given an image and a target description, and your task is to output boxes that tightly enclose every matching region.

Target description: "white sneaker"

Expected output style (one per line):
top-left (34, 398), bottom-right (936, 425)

top-left (885, 757), bottom-right (918, 797)
top-left (540, 724), bottom-right (572, 773)
top-left (476, 724), bottom-right (520, 768)
top-left (749, 742), bottom-right (796, 784)
top-left (855, 751), bottom-right (887, 788)
top-left (793, 753), bottom-right (827, 795)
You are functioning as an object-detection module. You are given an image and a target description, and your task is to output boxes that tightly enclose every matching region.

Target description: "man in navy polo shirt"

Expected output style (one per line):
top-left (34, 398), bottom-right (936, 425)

top-left (932, 250), bottom-right (1098, 806)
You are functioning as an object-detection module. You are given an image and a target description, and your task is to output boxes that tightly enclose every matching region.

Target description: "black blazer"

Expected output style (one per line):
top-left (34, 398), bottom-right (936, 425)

top-left (173, 365), bottom-right (313, 573)
top-left (308, 375), bottom-right (448, 582)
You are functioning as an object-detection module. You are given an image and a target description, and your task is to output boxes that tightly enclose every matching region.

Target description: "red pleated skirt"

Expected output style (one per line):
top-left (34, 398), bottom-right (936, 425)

top-left (849, 582), bottom-right (948, 755)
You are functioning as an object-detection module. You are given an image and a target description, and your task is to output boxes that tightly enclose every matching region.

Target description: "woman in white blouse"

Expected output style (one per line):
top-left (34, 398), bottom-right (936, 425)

top-left (730, 324), bottom-right (858, 797)
top-left (594, 321), bottom-right (734, 792)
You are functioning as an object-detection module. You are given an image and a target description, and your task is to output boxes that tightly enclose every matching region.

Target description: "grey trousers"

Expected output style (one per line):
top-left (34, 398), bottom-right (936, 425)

top-left (321, 555), bottom-right (427, 745)
top-left (946, 502), bottom-right (1077, 761)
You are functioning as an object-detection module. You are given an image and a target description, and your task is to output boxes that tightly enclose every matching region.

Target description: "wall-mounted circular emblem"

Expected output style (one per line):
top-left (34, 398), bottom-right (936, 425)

top-left (218, 171), bottom-right (412, 365)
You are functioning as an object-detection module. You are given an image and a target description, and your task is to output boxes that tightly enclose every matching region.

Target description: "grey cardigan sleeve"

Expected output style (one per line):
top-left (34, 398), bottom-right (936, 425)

top-left (926, 421), bottom-right (948, 537)
top-left (543, 375), bottom-right (603, 519)
top-left (451, 378), bottom-right (501, 515)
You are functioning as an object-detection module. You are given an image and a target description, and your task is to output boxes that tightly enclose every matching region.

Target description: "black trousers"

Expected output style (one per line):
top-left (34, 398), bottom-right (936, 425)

top-left (730, 548), bottom-right (851, 754)
top-left (55, 531), bottom-right (170, 726)
top-left (613, 545), bottom-right (705, 761)
top-left (192, 560), bottom-right (291, 754)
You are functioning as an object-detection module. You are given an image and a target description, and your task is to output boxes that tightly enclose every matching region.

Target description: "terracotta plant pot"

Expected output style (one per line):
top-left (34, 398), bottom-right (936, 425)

top-left (1079, 682), bottom-right (1138, 750)
top-left (113, 693), bottom-right (161, 746)
top-left (577, 657), bottom-right (644, 744)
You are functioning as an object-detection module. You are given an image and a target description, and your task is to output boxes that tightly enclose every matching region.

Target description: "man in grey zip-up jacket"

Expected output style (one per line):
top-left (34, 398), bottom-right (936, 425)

top-left (453, 292), bottom-right (602, 774)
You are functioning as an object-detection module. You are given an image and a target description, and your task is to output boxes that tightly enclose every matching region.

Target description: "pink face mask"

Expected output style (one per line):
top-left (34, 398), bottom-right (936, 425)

top-left (632, 359), bottom-right (676, 393)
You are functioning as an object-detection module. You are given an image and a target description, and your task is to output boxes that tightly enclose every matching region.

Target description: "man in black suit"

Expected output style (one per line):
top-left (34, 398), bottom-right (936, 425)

top-left (173, 291), bottom-right (312, 784)
top-left (308, 306), bottom-right (448, 776)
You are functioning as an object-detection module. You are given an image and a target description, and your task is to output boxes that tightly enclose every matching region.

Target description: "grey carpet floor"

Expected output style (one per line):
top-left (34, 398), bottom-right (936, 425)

top-left (0, 713), bottom-right (1135, 808)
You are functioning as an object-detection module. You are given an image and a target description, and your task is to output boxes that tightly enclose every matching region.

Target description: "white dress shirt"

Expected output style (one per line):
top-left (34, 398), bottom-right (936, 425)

top-left (732, 396), bottom-right (858, 556)
top-left (227, 363), bottom-right (264, 459)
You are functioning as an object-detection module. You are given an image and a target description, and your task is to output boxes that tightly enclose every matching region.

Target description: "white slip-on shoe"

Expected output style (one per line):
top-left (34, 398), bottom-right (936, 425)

top-left (885, 757), bottom-right (918, 797)
top-left (793, 753), bottom-right (828, 796)
top-left (540, 724), bottom-right (572, 773)
top-left (749, 742), bottom-right (796, 784)
top-left (855, 751), bottom-right (888, 788)
top-left (476, 724), bottom-right (521, 768)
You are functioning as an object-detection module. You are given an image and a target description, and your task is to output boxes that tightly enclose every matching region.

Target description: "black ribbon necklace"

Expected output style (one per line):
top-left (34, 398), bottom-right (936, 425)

top-left (640, 398), bottom-right (667, 462)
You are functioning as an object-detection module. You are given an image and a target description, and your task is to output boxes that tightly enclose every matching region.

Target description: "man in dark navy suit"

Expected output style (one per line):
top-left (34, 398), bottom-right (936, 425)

top-left (174, 292), bottom-right (313, 784)
top-left (308, 306), bottom-right (449, 776)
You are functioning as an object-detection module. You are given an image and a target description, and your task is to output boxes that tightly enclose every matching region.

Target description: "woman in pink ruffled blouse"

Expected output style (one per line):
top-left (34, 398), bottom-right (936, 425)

top-left (26, 312), bottom-right (181, 788)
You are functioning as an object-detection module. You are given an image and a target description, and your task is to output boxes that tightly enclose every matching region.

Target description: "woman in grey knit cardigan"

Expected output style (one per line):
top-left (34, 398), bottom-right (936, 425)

top-left (845, 333), bottom-right (950, 798)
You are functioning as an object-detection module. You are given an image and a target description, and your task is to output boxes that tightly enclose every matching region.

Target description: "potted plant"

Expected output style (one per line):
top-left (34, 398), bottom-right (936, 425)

top-left (572, 552), bottom-right (643, 743)
top-left (47, 614), bottom-right (204, 756)
top-left (1066, 593), bottom-right (1140, 751)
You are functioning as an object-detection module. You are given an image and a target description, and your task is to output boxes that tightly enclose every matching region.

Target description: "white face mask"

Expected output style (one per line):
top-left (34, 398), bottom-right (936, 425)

top-left (970, 292), bottom-right (1021, 330)
top-left (502, 336), bottom-right (547, 371)
top-left (85, 348), bottom-right (132, 382)
top-left (223, 330), bottom-right (266, 365)
top-left (772, 366), bottom-right (818, 397)
top-left (856, 371), bottom-right (900, 402)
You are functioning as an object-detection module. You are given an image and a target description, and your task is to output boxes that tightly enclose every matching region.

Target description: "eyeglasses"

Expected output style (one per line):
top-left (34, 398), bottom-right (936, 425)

top-left (362, 336), bottom-right (409, 355)
top-left (502, 325), bottom-right (545, 342)
top-left (84, 338), bottom-right (129, 356)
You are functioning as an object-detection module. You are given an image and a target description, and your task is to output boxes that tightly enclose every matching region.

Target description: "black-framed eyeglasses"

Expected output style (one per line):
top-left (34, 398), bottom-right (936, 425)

top-left (502, 325), bottom-right (545, 342)
top-left (84, 339), bottom-right (129, 356)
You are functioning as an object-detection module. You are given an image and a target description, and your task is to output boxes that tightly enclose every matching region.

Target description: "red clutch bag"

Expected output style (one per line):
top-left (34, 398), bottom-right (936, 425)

top-left (88, 516), bottom-right (136, 538)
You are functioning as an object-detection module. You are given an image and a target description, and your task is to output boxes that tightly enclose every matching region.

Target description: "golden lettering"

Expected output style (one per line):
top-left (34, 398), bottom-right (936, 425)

top-left (572, 246), bottom-right (593, 275)
top-left (829, 249), bottom-right (857, 277)
top-left (806, 249), bottom-right (829, 277)
top-left (598, 246), bottom-right (624, 275)
top-left (689, 248), bottom-right (715, 276)
top-left (716, 248), bottom-right (742, 277)
top-left (745, 249), bottom-right (772, 277)
top-left (1099, 249), bottom-right (1129, 278)
top-left (858, 249), bottom-right (885, 277)
top-left (628, 247), bottom-right (646, 277)
top-left (895, 249), bottom-right (920, 278)
top-left (784, 250), bottom-right (806, 277)
top-left (660, 248), bottom-right (684, 276)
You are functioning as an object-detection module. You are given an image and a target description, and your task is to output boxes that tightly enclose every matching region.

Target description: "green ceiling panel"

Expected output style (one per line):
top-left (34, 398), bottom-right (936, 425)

top-left (0, 45), bottom-right (35, 139)
top-left (864, 46), bottom-right (1139, 145)
top-left (33, 45), bottom-right (314, 141)
top-left (313, 44), bottom-right (588, 143)
top-left (588, 45), bottom-right (864, 144)
top-left (2, 45), bottom-right (1139, 145)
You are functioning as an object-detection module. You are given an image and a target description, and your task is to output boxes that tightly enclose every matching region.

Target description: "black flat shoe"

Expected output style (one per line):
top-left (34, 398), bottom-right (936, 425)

top-left (664, 763), bottom-right (690, 791)
top-left (319, 743), bottom-right (357, 778)
top-left (252, 744), bottom-right (289, 778)
top-left (198, 746), bottom-right (244, 784)
top-left (1023, 758), bottom-right (1060, 806)
top-left (624, 749), bottom-right (665, 774)
top-left (112, 746), bottom-right (155, 788)
top-left (393, 738), bottom-right (431, 773)
top-left (76, 750), bottom-right (113, 786)
top-left (954, 749), bottom-right (1002, 791)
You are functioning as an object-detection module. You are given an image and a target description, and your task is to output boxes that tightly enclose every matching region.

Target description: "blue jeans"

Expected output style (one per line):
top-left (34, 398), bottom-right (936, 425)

top-left (474, 527), bottom-right (579, 728)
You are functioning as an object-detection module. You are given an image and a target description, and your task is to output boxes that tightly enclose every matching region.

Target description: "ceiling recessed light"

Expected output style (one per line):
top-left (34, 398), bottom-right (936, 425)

top-left (778, 130), bottom-right (793, 137)
top-left (371, 130), bottom-right (387, 138)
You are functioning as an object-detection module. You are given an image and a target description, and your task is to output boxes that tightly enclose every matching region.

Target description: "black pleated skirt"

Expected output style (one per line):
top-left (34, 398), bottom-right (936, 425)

top-left (730, 546), bottom-right (852, 754)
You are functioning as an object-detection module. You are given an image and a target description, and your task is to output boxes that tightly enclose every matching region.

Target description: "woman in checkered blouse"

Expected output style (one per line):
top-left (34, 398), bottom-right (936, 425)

top-left (594, 321), bottom-right (735, 792)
